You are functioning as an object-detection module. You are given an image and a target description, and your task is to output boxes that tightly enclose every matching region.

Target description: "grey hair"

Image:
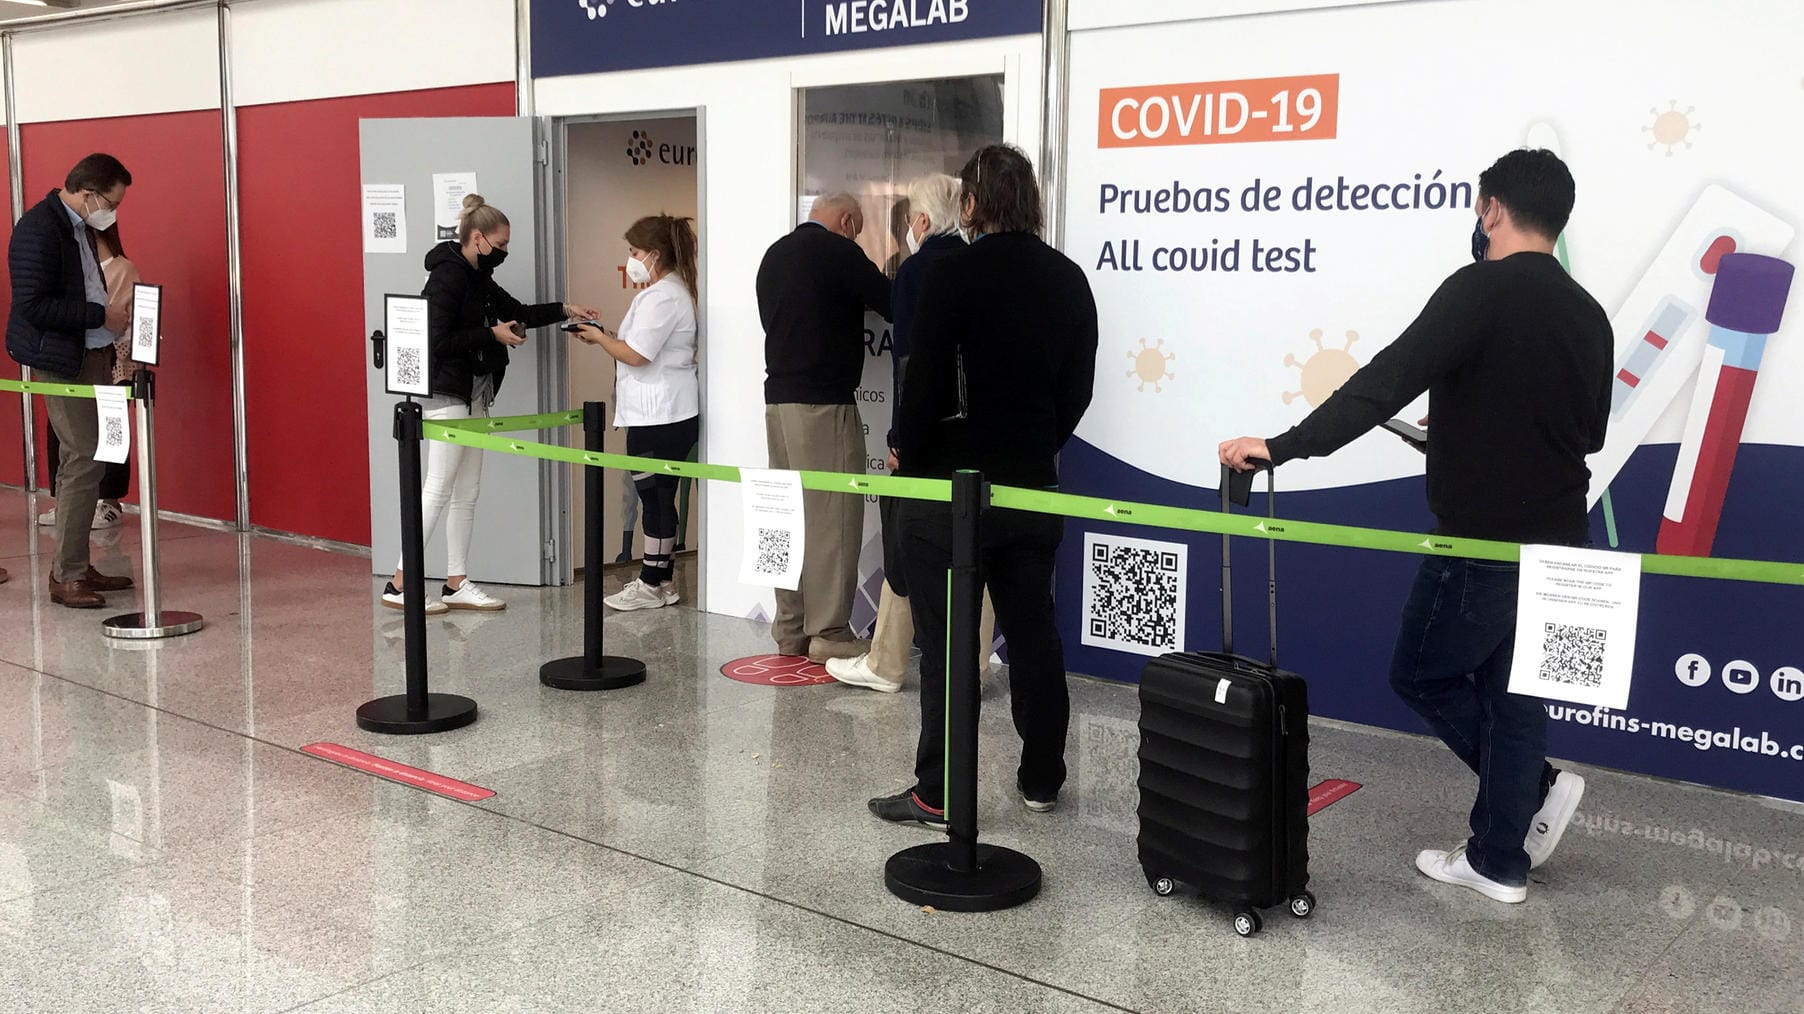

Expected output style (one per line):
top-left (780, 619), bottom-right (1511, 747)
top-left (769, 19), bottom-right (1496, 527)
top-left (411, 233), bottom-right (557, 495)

top-left (809, 192), bottom-right (861, 223)
top-left (905, 174), bottom-right (963, 237)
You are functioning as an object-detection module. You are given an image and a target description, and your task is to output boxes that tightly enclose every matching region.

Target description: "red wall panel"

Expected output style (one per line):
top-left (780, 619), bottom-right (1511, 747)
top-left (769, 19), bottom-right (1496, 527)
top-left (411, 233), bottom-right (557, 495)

top-left (21, 112), bottom-right (235, 523)
top-left (237, 82), bottom-right (516, 546)
top-left (0, 135), bottom-right (21, 488)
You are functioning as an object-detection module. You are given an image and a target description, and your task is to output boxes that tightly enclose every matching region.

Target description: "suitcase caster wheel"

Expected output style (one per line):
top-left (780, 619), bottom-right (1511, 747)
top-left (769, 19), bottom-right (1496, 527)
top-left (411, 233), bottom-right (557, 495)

top-left (1289, 892), bottom-right (1316, 919)
top-left (1233, 910), bottom-right (1262, 937)
top-left (1149, 876), bottom-right (1177, 897)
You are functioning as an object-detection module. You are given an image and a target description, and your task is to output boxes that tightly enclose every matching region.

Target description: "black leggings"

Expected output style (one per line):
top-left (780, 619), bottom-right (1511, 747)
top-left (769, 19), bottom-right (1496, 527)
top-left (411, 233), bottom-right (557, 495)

top-left (626, 415), bottom-right (699, 587)
top-left (47, 426), bottom-right (130, 501)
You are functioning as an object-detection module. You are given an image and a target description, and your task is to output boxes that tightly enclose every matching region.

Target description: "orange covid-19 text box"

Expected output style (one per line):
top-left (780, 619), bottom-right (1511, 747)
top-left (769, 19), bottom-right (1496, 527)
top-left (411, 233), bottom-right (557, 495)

top-left (1099, 74), bottom-right (1340, 149)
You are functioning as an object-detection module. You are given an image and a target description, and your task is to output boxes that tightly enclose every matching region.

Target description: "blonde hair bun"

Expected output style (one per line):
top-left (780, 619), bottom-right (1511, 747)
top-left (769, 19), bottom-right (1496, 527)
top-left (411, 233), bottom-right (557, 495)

top-left (461, 193), bottom-right (487, 215)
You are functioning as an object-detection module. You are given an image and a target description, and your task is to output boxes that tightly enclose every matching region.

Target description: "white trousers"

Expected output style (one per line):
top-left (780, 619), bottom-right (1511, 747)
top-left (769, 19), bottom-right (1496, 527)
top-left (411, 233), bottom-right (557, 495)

top-left (395, 398), bottom-right (486, 577)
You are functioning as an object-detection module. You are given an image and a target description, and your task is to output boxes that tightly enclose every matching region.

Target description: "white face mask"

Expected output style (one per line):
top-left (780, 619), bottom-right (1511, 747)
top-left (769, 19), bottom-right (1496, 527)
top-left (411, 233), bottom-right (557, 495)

top-left (84, 194), bottom-right (116, 232)
top-left (625, 254), bottom-right (652, 285)
top-left (906, 228), bottom-right (922, 256)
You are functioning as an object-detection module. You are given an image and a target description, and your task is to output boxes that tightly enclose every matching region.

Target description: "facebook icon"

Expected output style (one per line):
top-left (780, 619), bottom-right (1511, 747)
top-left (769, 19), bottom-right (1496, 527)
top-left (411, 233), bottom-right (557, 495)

top-left (1675, 653), bottom-right (1711, 688)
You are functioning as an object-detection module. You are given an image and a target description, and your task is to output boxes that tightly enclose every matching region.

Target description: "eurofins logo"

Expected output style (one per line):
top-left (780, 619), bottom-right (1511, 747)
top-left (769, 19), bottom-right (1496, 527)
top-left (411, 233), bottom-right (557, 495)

top-left (579, 0), bottom-right (681, 22)
top-left (628, 130), bottom-right (654, 166)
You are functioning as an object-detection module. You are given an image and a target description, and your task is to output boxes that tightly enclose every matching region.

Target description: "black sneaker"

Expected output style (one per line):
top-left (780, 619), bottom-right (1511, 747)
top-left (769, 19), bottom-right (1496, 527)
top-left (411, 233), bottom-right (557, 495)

top-left (868, 790), bottom-right (948, 830)
top-left (1019, 779), bottom-right (1058, 813)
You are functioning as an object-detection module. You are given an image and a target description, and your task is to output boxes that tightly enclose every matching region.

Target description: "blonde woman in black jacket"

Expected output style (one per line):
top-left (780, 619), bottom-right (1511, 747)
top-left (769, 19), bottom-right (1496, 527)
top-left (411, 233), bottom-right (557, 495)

top-left (383, 194), bottom-right (600, 615)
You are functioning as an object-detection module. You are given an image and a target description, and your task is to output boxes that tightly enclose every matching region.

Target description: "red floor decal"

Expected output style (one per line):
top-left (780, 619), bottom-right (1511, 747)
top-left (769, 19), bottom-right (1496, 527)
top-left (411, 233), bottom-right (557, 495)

top-left (1307, 779), bottom-right (1362, 815)
top-left (302, 743), bottom-right (496, 802)
top-left (720, 654), bottom-right (838, 686)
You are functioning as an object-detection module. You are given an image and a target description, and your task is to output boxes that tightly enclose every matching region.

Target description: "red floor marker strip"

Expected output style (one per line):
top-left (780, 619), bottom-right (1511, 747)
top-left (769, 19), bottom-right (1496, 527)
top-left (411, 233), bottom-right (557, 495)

top-left (302, 743), bottom-right (496, 802)
top-left (719, 654), bottom-right (838, 687)
top-left (1307, 779), bottom-right (1362, 816)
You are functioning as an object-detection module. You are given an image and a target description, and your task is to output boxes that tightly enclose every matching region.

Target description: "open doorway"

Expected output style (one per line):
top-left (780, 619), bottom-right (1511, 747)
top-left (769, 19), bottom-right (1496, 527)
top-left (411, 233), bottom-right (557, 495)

top-left (561, 113), bottom-right (703, 595)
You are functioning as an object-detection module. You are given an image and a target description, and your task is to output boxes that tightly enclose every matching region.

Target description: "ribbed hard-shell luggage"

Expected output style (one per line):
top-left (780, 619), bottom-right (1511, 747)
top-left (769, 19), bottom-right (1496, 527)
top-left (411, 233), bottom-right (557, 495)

top-left (1136, 464), bottom-right (1313, 937)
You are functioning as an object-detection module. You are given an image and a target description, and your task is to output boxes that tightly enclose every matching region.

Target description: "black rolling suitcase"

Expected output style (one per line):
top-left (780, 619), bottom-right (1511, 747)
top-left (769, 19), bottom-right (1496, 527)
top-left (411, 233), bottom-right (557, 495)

top-left (1136, 463), bottom-right (1313, 937)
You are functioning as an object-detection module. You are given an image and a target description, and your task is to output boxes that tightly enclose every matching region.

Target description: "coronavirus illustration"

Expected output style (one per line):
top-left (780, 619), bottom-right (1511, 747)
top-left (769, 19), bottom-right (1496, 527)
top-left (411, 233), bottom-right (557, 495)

top-left (1283, 328), bottom-right (1360, 408)
top-left (1645, 101), bottom-right (1700, 155)
top-left (1128, 338), bottom-right (1176, 393)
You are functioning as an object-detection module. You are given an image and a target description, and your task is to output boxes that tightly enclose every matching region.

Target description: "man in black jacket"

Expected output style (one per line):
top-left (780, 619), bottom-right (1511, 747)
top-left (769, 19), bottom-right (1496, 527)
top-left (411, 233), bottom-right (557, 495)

top-left (755, 194), bottom-right (892, 661)
top-left (7, 154), bottom-right (135, 608)
top-left (1220, 149), bottom-right (1611, 904)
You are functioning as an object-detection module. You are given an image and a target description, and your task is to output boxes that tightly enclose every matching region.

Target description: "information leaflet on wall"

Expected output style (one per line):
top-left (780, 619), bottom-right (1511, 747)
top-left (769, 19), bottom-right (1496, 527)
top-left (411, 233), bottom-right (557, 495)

top-left (94, 386), bottom-right (131, 465)
top-left (129, 283), bottom-right (160, 366)
top-left (1508, 545), bottom-right (1642, 710)
top-left (737, 469), bottom-right (806, 591)
top-left (361, 184), bottom-right (407, 254)
top-left (431, 173), bottom-right (478, 242)
top-left (383, 295), bottom-right (432, 398)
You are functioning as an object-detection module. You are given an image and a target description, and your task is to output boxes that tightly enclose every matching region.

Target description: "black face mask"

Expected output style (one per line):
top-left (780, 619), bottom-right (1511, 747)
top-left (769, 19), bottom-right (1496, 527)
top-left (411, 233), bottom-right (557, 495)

top-left (475, 236), bottom-right (508, 272)
top-left (1470, 209), bottom-right (1490, 263)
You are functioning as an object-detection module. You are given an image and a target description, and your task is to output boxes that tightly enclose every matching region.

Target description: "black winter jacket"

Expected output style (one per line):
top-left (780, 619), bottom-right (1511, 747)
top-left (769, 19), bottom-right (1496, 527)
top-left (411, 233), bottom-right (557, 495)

top-left (7, 191), bottom-right (105, 378)
top-left (421, 241), bottom-right (565, 404)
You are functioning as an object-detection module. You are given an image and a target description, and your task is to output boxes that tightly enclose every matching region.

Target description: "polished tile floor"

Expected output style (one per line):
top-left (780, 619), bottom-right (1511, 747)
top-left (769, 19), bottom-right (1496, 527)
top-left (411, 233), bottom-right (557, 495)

top-left (2, 487), bottom-right (1802, 1013)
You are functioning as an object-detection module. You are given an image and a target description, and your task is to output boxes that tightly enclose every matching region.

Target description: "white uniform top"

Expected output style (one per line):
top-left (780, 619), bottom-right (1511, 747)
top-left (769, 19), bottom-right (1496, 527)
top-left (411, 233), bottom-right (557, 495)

top-left (612, 274), bottom-right (699, 428)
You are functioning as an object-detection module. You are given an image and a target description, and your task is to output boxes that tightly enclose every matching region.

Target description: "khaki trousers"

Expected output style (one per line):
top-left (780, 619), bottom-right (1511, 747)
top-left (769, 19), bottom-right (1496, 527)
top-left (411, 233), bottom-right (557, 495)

top-left (765, 403), bottom-right (866, 650)
top-left (868, 579), bottom-right (996, 685)
top-left (43, 349), bottom-right (114, 583)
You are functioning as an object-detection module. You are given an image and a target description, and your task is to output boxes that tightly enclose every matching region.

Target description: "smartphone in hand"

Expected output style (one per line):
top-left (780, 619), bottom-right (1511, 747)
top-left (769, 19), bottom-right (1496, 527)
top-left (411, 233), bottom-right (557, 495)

top-left (1382, 418), bottom-right (1428, 452)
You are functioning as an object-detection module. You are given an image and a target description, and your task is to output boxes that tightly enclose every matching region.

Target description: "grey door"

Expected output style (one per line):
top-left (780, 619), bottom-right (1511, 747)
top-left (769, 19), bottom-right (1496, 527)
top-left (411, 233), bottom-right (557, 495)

top-left (360, 117), bottom-right (556, 587)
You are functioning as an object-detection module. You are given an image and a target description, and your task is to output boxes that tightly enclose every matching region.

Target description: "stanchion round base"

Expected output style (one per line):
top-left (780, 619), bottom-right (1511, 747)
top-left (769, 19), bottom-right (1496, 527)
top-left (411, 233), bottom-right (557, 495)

top-left (102, 611), bottom-right (206, 640)
top-left (356, 693), bottom-right (479, 735)
top-left (884, 842), bottom-right (1043, 912)
top-left (539, 655), bottom-right (647, 691)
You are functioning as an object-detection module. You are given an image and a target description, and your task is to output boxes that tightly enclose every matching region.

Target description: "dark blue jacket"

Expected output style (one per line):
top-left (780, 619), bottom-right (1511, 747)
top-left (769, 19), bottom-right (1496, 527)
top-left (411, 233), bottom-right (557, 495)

top-left (7, 190), bottom-right (104, 378)
top-left (886, 231), bottom-right (966, 448)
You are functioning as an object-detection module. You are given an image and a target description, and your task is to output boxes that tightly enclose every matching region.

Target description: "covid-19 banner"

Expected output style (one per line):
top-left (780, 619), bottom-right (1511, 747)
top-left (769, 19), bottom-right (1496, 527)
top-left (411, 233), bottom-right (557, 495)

top-left (1057, 0), bottom-right (1804, 801)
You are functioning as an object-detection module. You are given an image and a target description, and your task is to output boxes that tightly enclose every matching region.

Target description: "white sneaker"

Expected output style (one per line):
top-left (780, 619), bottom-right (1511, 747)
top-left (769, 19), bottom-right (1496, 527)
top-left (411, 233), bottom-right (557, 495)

top-left (1415, 844), bottom-right (1526, 904)
top-left (825, 653), bottom-right (902, 694)
top-left (602, 578), bottom-right (677, 612)
top-left (36, 506), bottom-right (55, 527)
top-left (444, 581), bottom-right (506, 611)
top-left (382, 582), bottom-right (449, 616)
top-left (1526, 771), bottom-right (1586, 870)
top-left (92, 502), bottom-right (124, 529)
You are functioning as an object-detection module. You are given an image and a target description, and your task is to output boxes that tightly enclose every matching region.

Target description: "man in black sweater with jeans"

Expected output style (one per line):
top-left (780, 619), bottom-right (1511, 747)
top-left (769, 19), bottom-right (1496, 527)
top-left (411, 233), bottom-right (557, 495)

top-left (1221, 149), bottom-right (1611, 904)
top-left (756, 194), bottom-right (892, 661)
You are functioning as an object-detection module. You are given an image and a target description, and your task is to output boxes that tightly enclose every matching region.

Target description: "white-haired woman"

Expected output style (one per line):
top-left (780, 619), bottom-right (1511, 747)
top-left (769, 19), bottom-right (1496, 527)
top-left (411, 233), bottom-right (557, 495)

top-left (826, 174), bottom-right (995, 694)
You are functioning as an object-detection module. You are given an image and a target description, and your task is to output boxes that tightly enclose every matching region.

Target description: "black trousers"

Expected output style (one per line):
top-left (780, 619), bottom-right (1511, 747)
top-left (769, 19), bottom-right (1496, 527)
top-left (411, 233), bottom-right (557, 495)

top-left (626, 414), bottom-right (699, 586)
top-left (899, 499), bottom-right (1068, 809)
top-left (47, 425), bottom-right (129, 501)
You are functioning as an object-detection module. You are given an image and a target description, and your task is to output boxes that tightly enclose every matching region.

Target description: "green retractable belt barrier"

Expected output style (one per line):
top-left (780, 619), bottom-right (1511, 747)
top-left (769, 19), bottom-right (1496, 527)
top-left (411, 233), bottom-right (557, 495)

top-left (0, 378), bottom-right (135, 400)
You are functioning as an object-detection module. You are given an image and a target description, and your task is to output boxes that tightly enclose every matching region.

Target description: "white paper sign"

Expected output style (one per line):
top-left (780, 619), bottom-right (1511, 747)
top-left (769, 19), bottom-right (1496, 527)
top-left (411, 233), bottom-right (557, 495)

top-left (361, 183), bottom-right (407, 254)
top-left (129, 283), bottom-right (160, 366)
top-left (738, 468), bottom-right (807, 591)
top-left (384, 294), bottom-right (432, 397)
top-left (1509, 545), bottom-right (1643, 709)
top-left (94, 386), bottom-right (131, 465)
top-left (431, 172), bottom-right (478, 242)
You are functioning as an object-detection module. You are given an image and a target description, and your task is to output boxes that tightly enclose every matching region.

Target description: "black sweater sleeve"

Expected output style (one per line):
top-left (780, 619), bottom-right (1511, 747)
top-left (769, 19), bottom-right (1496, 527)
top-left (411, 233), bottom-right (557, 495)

top-left (894, 268), bottom-right (960, 469)
top-left (1266, 267), bottom-right (1484, 465)
top-left (488, 279), bottom-right (566, 330)
top-left (1056, 278), bottom-right (1100, 448)
top-left (849, 248), bottom-right (894, 322)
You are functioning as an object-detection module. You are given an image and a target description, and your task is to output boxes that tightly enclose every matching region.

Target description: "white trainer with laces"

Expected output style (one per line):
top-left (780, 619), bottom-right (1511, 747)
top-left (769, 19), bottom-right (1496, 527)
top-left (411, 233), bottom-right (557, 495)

top-left (1415, 844), bottom-right (1527, 904)
top-left (825, 653), bottom-right (902, 694)
top-left (37, 507), bottom-right (55, 527)
top-left (1526, 770), bottom-right (1586, 869)
top-left (603, 578), bottom-right (677, 612)
top-left (444, 581), bottom-right (506, 611)
top-left (92, 502), bottom-right (124, 530)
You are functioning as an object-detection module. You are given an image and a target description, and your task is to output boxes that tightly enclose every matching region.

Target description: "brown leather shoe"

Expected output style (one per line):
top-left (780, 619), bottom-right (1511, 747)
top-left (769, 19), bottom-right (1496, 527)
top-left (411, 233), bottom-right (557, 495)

top-left (0, 567), bottom-right (8, 584)
top-left (84, 566), bottom-right (134, 592)
top-left (49, 578), bottom-right (106, 609)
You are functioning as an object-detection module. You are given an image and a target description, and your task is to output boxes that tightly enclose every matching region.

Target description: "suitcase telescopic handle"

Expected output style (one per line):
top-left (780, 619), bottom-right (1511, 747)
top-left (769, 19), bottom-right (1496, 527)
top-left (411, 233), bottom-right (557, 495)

top-left (1218, 460), bottom-right (1278, 666)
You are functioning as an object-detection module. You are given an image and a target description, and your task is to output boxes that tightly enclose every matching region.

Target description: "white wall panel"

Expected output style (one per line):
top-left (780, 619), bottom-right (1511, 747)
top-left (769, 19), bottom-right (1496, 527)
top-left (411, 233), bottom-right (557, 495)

top-left (11, 8), bottom-right (220, 122)
top-left (230, 0), bottom-right (514, 108)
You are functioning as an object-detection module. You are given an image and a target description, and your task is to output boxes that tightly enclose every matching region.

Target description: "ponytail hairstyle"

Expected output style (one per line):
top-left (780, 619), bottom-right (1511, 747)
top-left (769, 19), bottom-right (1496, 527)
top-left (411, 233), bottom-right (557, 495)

top-left (624, 214), bottom-right (700, 301)
top-left (457, 194), bottom-right (509, 245)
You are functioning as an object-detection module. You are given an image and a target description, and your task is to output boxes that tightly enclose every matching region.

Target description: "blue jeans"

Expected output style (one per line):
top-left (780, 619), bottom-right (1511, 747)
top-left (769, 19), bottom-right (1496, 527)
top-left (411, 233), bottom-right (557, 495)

top-left (1388, 557), bottom-right (1555, 887)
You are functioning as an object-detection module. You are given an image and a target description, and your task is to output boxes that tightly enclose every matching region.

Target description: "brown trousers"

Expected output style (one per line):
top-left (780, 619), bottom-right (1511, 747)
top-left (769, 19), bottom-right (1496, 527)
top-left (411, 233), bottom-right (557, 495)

top-left (764, 403), bottom-right (866, 650)
top-left (42, 349), bottom-right (114, 583)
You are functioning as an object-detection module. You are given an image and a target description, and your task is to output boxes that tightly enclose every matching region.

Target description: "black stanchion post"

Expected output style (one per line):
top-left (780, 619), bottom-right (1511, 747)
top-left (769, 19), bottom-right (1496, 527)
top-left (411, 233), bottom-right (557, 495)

top-left (357, 400), bottom-right (479, 734)
top-left (884, 470), bottom-right (1042, 911)
top-left (541, 400), bottom-right (647, 691)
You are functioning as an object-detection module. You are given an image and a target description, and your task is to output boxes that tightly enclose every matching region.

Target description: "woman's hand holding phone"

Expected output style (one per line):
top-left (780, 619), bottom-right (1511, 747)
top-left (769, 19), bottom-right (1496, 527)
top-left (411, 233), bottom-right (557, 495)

top-left (492, 321), bottom-right (527, 347)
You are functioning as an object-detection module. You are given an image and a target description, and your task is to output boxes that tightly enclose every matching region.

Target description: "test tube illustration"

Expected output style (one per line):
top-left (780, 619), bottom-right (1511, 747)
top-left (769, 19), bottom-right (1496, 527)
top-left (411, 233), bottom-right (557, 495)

top-left (1656, 253), bottom-right (1796, 557)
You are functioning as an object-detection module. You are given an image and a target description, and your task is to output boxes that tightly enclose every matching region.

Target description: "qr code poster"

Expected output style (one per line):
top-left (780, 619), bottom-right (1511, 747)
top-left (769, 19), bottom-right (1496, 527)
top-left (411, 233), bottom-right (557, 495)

top-left (383, 294), bottom-right (432, 397)
top-left (129, 283), bottom-right (160, 366)
top-left (1509, 544), bottom-right (1642, 710)
top-left (1081, 532), bottom-right (1187, 658)
top-left (93, 386), bottom-right (131, 465)
top-left (737, 469), bottom-right (807, 591)
top-left (361, 183), bottom-right (407, 254)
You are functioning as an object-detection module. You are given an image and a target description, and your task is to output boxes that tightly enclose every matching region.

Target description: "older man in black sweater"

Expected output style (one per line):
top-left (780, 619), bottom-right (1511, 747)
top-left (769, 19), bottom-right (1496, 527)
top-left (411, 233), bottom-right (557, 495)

top-left (1221, 149), bottom-right (1612, 905)
top-left (756, 194), bottom-right (892, 661)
